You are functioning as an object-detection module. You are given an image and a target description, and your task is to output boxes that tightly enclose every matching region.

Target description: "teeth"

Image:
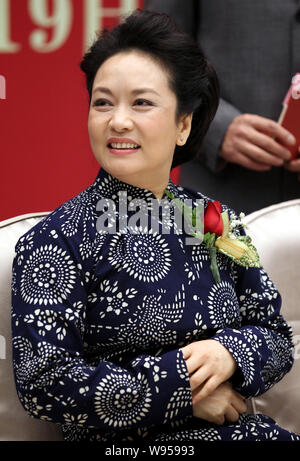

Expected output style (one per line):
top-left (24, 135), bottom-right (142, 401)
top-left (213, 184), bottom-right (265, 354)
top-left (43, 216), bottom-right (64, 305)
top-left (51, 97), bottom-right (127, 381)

top-left (110, 143), bottom-right (139, 149)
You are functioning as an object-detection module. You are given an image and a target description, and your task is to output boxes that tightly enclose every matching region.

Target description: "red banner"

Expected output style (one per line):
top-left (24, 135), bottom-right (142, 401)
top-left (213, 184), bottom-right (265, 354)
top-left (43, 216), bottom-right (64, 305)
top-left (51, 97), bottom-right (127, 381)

top-left (0, 0), bottom-right (180, 221)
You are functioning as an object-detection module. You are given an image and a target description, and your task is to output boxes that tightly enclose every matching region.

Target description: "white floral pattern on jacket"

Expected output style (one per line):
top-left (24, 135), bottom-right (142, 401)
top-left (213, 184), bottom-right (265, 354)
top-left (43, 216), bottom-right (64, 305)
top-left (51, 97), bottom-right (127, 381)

top-left (11, 167), bottom-right (299, 441)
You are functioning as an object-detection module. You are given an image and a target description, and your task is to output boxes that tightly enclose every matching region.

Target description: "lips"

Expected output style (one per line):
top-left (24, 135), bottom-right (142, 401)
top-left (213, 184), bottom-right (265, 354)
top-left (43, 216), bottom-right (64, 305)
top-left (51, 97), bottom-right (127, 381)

top-left (107, 137), bottom-right (140, 149)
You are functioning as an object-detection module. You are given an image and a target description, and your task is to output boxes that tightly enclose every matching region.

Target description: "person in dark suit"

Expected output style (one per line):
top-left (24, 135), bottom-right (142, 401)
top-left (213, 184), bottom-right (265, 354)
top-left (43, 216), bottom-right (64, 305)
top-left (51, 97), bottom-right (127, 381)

top-left (145, 0), bottom-right (300, 213)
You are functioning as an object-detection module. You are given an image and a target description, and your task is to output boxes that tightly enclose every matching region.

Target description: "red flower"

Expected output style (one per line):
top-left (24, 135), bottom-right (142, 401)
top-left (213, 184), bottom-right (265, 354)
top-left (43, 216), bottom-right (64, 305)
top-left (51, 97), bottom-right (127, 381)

top-left (204, 201), bottom-right (223, 235)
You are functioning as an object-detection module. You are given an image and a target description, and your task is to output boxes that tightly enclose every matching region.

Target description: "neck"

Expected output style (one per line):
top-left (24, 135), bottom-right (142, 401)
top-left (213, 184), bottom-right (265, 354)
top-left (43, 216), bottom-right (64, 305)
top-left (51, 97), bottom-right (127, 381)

top-left (114, 171), bottom-right (170, 201)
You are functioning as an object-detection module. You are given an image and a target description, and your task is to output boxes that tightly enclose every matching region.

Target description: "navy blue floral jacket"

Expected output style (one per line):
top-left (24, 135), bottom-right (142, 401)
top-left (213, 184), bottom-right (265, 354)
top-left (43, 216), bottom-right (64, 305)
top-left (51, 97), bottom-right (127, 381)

top-left (11, 167), bottom-right (294, 441)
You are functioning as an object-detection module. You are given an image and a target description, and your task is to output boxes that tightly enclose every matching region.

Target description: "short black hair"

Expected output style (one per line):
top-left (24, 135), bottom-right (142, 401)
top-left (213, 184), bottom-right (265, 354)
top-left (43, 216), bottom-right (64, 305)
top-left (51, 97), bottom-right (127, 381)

top-left (80, 8), bottom-right (219, 169)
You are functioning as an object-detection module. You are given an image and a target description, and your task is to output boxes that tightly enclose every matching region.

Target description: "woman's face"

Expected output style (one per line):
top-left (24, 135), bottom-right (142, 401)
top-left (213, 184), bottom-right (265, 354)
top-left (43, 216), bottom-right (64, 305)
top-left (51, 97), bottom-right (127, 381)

top-left (88, 50), bottom-right (191, 193)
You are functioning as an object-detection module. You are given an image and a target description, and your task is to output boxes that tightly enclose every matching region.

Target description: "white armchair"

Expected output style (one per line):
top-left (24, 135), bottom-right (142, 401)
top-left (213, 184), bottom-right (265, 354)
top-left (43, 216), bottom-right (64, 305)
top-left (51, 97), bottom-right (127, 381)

top-left (0, 212), bottom-right (63, 441)
top-left (243, 199), bottom-right (300, 434)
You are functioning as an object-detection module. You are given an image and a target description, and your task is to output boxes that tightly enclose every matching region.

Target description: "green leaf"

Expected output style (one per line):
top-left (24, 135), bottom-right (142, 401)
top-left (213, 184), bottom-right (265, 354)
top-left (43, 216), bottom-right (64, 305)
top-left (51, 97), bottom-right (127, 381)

top-left (209, 246), bottom-right (221, 284)
top-left (164, 188), bottom-right (204, 240)
top-left (203, 232), bottom-right (216, 248)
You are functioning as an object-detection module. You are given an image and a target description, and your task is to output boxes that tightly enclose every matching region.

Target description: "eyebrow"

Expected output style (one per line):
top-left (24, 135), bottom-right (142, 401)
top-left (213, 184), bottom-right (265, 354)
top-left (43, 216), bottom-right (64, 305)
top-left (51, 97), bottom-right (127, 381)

top-left (92, 86), bottom-right (160, 97)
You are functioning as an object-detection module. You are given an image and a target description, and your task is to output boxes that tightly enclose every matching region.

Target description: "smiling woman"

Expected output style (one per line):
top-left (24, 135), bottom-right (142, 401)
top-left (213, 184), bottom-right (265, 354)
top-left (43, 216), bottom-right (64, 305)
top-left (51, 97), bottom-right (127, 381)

top-left (87, 50), bottom-right (192, 199)
top-left (11, 8), bottom-right (300, 443)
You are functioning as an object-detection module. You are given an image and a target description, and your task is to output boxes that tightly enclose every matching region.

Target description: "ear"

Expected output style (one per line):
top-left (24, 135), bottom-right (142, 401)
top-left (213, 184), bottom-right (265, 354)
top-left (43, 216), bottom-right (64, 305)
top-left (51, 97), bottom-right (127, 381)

top-left (176, 113), bottom-right (193, 146)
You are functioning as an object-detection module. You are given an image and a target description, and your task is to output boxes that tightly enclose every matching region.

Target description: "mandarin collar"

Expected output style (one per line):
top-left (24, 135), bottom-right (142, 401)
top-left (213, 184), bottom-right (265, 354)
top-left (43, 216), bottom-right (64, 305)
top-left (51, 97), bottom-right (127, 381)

top-left (93, 167), bottom-right (181, 207)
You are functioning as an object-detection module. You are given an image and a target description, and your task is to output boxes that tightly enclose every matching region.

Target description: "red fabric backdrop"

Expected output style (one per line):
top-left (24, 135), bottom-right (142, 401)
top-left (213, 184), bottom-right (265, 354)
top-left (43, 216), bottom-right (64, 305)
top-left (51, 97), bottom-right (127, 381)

top-left (0, 0), bottom-right (180, 221)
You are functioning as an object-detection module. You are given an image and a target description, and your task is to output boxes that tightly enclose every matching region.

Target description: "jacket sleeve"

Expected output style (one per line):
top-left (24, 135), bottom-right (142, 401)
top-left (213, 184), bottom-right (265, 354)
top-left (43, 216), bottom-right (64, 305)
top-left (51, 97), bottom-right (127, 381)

top-left (211, 216), bottom-right (294, 398)
top-left (11, 213), bottom-right (193, 431)
top-left (198, 98), bottom-right (241, 173)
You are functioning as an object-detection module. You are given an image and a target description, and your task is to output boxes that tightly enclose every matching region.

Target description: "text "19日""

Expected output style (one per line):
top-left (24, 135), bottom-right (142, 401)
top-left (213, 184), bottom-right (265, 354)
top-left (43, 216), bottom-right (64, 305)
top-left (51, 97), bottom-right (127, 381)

top-left (0, 0), bottom-right (140, 54)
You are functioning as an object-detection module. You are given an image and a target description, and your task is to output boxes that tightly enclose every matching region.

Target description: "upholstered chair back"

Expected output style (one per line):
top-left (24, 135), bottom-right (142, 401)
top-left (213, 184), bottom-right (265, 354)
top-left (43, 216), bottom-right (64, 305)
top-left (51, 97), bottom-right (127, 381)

top-left (244, 199), bottom-right (300, 435)
top-left (0, 213), bottom-right (63, 441)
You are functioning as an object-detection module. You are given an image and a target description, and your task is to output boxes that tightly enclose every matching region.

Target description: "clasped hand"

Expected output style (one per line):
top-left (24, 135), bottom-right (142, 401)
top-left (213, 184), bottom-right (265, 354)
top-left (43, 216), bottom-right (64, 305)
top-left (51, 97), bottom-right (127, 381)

top-left (180, 339), bottom-right (247, 424)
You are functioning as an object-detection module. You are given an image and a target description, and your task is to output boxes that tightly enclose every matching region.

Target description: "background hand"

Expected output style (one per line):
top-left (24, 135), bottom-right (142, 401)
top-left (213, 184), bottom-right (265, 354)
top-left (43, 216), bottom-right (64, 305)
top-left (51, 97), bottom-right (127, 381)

top-left (284, 152), bottom-right (300, 181)
top-left (192, 381), bottom-right (247, 425)
top-left (180, 339), bottom-right (237, 402)
top-left (220, 114), bottom-right (295, 171)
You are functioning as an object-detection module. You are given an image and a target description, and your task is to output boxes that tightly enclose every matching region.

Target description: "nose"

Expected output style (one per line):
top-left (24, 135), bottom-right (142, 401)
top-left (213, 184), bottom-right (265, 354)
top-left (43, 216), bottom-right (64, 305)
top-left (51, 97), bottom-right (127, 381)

top-left (108, 105), bottom-right (134, 132)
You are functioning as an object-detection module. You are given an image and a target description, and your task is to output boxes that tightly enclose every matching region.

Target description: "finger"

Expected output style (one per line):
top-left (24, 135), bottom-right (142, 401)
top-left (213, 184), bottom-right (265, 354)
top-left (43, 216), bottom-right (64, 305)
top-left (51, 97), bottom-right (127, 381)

top-left (180, 348), bottom-right (194, 375)
top-left (245, 127), bottom-right (291, 161)
top-left (249, 115), bottom-right (296, 146)
top-left (235, 139), bottom-right (284, 167)
top-left (231, 393), bottom-right (248, 414)
top-left (193, 375), bottom-right (221, 402)
top-left (224, 405), bottom-right (240, 423)
top-left (212, 414), bottom-right (225, 426)
top-left (227, 149), bottom-right (271, 171)
top-left (284, 158), bottom-right (300, 172)
top-left (180, 346), bottom-right (191, 361)
top-left (184, 352), bottom-right (207, 376)
top-left (189, 365), bottom-right (211, 393)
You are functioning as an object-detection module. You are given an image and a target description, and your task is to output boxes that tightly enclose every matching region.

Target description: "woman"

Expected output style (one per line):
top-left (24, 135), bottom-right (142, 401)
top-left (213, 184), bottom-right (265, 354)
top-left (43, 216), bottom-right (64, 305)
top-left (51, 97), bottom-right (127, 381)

top-left (11, 9), bottom-right (299, 442)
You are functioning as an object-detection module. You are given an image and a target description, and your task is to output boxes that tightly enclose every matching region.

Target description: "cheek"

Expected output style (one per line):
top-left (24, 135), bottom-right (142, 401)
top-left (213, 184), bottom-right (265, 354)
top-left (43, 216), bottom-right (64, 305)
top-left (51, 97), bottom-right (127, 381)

top-left (88, 115), bottom-right (104, 139)
top-left (149, 110), bottom-right (178, 132)
top-left (143, 113), bottom-right (176, 140)
top-left (87, 113), bottom-right (95, 135)
top-left (88, 124), bottom-right (103, 155)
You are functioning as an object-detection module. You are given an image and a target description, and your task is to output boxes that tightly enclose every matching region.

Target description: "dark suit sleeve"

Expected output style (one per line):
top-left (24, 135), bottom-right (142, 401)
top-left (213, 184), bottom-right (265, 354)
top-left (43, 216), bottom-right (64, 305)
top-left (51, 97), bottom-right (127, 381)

top-left (200, 99), bottom-right (241, 173)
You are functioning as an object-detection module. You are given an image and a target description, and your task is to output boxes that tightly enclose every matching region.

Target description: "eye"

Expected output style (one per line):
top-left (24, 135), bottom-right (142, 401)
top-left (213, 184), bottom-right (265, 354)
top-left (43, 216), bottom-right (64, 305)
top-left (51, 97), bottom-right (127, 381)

top-left (134, 99), bottom-right (153, 107)
top-left (92, 99), bottom-right (112, 107)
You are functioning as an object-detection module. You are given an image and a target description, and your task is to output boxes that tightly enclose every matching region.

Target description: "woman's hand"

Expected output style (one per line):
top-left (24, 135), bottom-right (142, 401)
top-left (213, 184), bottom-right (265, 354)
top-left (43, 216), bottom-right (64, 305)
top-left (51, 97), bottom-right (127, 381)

top-left (192, 381), bottom-right (247, 425)
top-left (180, 339), bottom-right (237, 401)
